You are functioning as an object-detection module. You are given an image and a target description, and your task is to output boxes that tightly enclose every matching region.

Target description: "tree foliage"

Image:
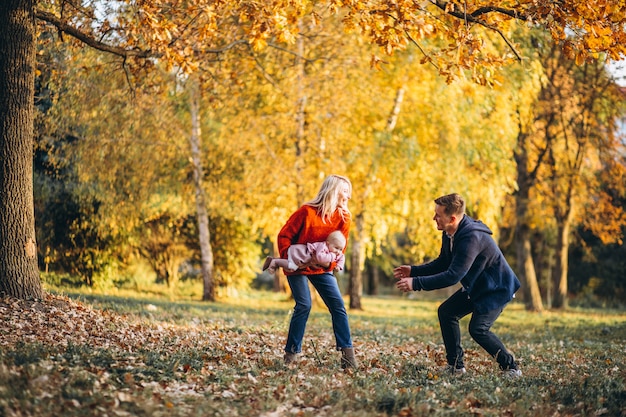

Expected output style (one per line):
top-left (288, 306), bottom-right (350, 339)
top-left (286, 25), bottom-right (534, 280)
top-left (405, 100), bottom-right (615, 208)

top-left (2, 0), bottom-right (626, 299)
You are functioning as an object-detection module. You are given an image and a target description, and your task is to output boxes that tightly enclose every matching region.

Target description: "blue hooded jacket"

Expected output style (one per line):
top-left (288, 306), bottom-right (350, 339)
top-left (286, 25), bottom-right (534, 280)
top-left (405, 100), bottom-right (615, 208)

top-left (411, 215), bottom-right (521, 313)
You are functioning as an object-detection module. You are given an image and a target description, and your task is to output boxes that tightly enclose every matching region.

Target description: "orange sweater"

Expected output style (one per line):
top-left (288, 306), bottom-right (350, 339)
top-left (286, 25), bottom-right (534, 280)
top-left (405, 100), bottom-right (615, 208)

top-left (277, 205), bottom-right (350, 275)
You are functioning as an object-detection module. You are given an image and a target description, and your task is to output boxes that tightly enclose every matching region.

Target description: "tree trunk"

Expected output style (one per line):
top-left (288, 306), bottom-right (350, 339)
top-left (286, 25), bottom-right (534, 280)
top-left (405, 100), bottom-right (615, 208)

top-left (515, 226), bottom-right (543, 311)
top-left (189, 81), bottom-right (215, 301)
top-left (513, 130), bottom-right (544, 311)
top-left (544, 246), bottom-right (554, 310)
top-left (294, 21), bottom-right (307, 205)
top-left (348, 213), bottom-right (364, 310)
top-left (552, 211), bottom-right (573, 309)
top-left (366, 258), bottom-right (379, 296)
top-left (347, 86), bottom-right (404, 309)
top-left (0, 0), bottom-right (43, 299)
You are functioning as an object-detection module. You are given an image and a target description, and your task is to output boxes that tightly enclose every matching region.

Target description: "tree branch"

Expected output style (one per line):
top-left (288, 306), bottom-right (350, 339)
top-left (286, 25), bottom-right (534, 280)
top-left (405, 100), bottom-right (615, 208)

top-left (35, 10), bottom-right (153, 59)
top-left (36, 9), bottom-right (248, 60)
top-left (471, 6), bottom-right (528, 21)
top-left (430, 1), bottom-right (523, 61)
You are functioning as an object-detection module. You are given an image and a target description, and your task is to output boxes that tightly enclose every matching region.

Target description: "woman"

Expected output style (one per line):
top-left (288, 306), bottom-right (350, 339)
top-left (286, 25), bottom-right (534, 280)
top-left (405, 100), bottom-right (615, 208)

top-left (277, 174), bottom-right (357, 368)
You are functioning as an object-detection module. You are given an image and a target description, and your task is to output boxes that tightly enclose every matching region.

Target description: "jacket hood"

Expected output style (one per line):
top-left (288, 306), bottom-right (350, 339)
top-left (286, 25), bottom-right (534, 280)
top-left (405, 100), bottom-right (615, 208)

top-left (457, 215), bottom-right (492, 237)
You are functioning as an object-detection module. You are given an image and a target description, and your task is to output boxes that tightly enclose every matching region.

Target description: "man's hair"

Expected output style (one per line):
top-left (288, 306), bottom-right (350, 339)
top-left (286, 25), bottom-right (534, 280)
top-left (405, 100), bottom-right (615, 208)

top-left (434, 193), bottom-right (466, 217)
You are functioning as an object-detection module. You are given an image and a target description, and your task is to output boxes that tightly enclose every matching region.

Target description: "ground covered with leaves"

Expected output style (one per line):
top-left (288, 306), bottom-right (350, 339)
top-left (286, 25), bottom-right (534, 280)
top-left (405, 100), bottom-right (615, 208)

top-left (0, 291), bottom-right (625, 416)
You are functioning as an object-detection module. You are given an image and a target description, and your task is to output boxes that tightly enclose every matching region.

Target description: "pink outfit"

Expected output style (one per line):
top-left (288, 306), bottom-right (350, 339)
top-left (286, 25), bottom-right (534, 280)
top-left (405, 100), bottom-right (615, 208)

top-left (287, 241), bottom-right (345, 272)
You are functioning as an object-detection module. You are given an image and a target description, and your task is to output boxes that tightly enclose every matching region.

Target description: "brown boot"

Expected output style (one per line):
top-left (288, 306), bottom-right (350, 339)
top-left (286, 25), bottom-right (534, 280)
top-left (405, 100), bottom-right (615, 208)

top-left (340, 347), bottom-right (358, 369)
top-left (284, 352), bottom-right (298, 365)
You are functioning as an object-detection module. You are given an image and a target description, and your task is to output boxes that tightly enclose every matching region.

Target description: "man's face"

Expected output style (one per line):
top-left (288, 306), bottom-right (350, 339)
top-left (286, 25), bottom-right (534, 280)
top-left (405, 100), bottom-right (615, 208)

top-left (433, 204), bottom-right (453, 232)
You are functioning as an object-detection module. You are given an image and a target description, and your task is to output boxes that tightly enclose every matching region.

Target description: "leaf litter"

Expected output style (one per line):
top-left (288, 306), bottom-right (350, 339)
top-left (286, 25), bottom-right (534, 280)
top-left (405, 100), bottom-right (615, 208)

top-left (0, 292), bottom-right (625, 416)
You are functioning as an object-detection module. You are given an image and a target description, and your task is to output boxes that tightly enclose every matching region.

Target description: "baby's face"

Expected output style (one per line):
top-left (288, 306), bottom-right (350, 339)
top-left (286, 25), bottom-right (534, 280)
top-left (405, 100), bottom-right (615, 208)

top-left (328, 242), bottom-right (344, 256)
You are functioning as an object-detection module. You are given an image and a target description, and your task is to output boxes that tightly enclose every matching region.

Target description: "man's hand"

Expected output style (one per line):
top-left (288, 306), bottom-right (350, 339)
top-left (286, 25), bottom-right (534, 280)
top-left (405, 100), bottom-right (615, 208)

top-left (393, 265), bottom-right (411, 280)
top-left (396, 277), bottom-right (413, 292)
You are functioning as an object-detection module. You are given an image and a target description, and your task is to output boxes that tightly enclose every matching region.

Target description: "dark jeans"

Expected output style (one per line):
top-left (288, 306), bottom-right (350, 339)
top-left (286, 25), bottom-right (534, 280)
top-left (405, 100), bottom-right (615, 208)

top-left (438, 288), bottom-right (518, 370)
top-left (285, 273), bottom-right (352, 354)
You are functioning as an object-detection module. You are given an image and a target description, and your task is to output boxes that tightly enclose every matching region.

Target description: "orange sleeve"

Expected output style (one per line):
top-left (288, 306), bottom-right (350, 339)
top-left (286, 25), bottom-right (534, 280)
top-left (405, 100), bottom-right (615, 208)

top-left (277, 206), bottom-right (307, 259)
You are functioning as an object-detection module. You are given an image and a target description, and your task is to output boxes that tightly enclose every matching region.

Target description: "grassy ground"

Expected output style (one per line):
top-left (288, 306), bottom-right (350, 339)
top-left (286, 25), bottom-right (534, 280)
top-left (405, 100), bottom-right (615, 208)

top-left (0, 289), bottom-right (624, 416)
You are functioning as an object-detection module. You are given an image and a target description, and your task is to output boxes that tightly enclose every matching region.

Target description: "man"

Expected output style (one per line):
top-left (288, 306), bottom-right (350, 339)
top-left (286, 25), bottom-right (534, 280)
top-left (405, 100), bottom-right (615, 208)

top-left (394, 193), bottom-right (522, 377)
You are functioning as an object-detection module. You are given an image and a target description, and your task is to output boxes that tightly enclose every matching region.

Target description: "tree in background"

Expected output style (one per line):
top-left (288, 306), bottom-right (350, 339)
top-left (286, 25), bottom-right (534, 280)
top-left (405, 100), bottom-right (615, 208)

top-left (501, 30), bottom-right (626, 310)
top-left (540, 52), bottom-right (625, 309)
top-left (3, 0), bottom-right (626, 300)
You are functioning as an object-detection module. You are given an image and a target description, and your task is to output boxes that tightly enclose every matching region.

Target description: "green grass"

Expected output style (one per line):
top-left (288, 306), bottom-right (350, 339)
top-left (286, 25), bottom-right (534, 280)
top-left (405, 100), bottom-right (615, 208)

top-left (1, 289), bottom-right (625, 416)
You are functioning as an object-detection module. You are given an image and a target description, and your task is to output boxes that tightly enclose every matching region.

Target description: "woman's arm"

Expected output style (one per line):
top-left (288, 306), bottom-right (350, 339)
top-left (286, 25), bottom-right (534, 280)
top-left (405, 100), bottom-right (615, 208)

top-left (277, 207), bottom-right (306, 259)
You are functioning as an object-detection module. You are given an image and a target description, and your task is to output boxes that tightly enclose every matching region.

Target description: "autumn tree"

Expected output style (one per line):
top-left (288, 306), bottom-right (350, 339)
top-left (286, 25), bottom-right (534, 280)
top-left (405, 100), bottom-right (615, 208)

top-left (502, 29), bottom-right (626, 310)
top-left (531, 41), bottom-right (626, 309)
top-left (35, 36), bottom-right (270, 296)
top-left (35, 57), bottom-right (191, 288)
top-left (3, 0), bottom-right (626, 299)
top-left (1, 0), bottom-right (42, 298)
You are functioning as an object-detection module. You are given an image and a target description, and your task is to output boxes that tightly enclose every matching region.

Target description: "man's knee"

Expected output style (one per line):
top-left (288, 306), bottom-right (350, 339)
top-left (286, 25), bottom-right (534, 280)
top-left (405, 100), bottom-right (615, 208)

top-left (468, 321), bottom-right (489, 340)
top-left (438, 303), bottom-right (454, 322)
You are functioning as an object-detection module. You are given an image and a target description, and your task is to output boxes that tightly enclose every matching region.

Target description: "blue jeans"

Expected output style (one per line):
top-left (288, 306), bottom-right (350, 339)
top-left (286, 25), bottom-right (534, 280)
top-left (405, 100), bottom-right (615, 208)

top-left (285, 272), bottom-right (353, 353)
top-left (438, 288), bottom-right (518, 370)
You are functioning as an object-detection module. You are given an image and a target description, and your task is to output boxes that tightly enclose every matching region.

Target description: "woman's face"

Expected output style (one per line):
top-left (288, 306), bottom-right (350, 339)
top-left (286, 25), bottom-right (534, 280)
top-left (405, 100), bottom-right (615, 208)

top-left (337, 181), bottom-right (351, 209)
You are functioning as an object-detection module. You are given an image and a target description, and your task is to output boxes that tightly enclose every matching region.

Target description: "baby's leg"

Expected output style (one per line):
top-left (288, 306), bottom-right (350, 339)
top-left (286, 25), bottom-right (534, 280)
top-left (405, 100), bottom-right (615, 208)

top-left (270, 258), bottom-right (291, 274)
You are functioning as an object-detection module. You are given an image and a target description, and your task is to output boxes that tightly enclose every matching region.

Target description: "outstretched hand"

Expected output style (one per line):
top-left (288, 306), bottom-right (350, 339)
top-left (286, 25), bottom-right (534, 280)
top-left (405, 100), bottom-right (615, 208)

top-left (393, 265), bottom-right (411, 280)
top-left (396, 277), bottom-right (413, 292)
top-left (393, 265), bottom-right (413, 292)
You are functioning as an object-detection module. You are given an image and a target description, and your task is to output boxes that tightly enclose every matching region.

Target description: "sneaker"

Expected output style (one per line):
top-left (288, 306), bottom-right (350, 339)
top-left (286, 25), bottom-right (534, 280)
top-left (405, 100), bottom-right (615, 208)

top-left (442, 364), bottom-right (467, 375)
top-left (503, 368), bottom-right (522, 378)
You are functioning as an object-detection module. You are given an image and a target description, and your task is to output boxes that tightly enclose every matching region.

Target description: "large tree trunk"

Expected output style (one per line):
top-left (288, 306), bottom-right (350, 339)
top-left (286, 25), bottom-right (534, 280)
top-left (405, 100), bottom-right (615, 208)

top-left (552, 209), bottom-right (573, 309)
top-left (189, 81), bottom-right (215, 301)
top-left (515, 226), bottom-right (543, 311)
top-left (513, 131), bottom-right (544, 312)
top-left (0, 0), bottom-right (43, 299)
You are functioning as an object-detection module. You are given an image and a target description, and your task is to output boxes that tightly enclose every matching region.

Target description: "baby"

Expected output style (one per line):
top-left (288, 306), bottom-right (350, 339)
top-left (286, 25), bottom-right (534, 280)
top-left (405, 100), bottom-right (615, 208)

top-left (263, 230), bottom-right (346, 274)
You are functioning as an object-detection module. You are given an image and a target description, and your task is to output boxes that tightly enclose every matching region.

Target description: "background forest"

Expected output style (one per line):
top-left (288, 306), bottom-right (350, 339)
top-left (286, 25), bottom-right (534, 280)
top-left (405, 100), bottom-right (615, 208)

top-left (31, 5), bottom-right (626, 311)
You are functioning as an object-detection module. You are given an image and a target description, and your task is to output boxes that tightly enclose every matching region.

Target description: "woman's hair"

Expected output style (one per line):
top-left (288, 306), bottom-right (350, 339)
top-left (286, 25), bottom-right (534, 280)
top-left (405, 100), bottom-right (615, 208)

top-left (306, 174), bottom-right (352, 223)
top-left (326, 230), bottom-right (347, 249)
top-left (434, 193), bottom-right (466, 217)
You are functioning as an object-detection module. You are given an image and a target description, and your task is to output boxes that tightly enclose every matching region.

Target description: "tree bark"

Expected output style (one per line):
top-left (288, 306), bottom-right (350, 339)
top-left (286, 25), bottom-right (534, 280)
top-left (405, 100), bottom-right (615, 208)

top-left (189, 80), bottom-right (215, 301)
top-left (0, 0), bottom-right (43, 299)
top-left (348, 213), bottom-right (364, 309)
top-left (552, 206), bottom-right (573, 309)
top-left (513, 130), bottom-right (544, 311)
top-left (294, 21), bottom-right (307, 206)
top-left (515, 225), bottom-right (543, 311)
top-left (366, 258), bottom-right (379, 296)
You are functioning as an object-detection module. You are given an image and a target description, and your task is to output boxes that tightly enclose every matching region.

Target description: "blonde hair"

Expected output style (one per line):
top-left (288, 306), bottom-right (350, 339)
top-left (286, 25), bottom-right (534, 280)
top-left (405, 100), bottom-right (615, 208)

top-left (306, 174), bottom-right (352, 223)
top-left (326, 230), bottom-right (347, 250)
